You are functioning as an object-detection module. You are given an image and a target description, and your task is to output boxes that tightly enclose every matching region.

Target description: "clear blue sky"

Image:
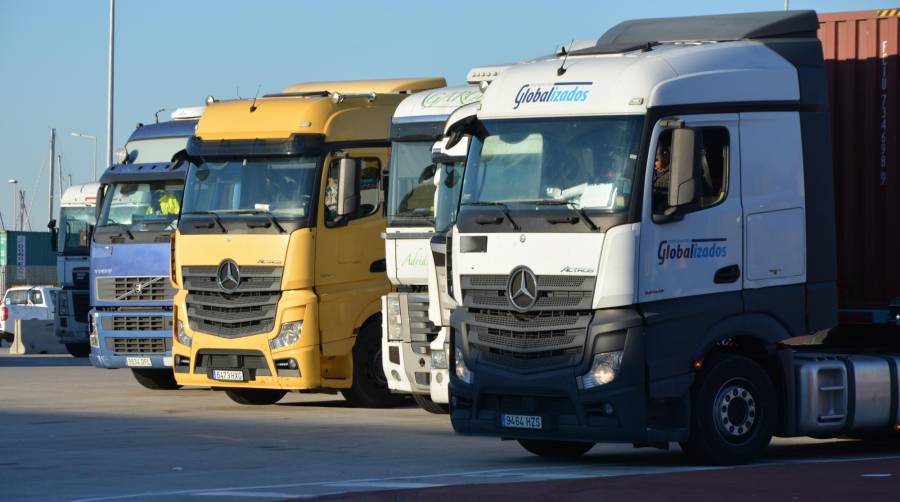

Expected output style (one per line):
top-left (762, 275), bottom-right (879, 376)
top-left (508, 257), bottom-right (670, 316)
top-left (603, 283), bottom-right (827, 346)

top-left (0, 0), bottom-right (887, 226)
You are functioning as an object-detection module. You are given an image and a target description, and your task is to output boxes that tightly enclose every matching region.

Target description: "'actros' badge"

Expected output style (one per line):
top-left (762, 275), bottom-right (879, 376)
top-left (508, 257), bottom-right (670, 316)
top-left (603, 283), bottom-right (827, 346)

top-left (217, 259), bottom-right (241, 292)
top-left (507, 266), bottom-right (538, 311)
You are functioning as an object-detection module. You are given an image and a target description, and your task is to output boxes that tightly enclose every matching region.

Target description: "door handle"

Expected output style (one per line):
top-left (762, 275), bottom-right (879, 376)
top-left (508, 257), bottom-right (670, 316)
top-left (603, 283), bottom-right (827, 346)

top-left (714, 264), bottom-right (741, 284)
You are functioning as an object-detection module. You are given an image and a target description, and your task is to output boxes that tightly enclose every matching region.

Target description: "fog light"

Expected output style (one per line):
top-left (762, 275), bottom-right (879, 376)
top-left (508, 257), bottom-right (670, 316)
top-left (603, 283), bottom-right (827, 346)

top-left (603, 402), bottom-right (615, 416)
top-left (454, 346), bottom-right (473, 384)
top-left (269, 321), bottom-right (302, 350)
top-left (578, 350), bottom-right (623, 389)
top-left (175, 320), bottom-right (192, 347)
top-left (386, 296), bottom-right (403, 341)
top-left (431, 349), bottom-right (448, 369)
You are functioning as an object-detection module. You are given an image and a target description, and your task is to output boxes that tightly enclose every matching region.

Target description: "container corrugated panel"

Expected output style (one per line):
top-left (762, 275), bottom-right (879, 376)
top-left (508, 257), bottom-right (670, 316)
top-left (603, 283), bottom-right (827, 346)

top-left (818, 9), bottom-right (899, 311)
top-left (0, 266), bottom-right (57, 298)
top-left (0, 231), bottom-right (55, 267)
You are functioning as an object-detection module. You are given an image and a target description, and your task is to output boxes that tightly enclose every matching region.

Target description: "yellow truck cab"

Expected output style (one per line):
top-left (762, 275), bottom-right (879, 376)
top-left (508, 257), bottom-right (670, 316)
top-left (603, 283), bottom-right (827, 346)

top-left (171, 78), bottom-right (446, 406)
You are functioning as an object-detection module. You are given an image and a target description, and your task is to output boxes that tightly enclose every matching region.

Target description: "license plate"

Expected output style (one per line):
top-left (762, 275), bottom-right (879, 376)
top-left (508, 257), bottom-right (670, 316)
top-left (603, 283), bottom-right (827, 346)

top-left (501, 413), bottom-right (543, 429)
top-left (211, 369), bottom-right (245, 382)
top-left (126, 357), bottom-right (152, 367)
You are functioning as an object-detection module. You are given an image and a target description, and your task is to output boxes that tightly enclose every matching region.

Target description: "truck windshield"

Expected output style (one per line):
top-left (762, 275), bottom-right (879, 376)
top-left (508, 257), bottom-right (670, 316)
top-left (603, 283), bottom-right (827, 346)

top-left (58, 206), bottom-right (95, 256)
top-left (434, 160), bottom-right (465, 233)
top-left (387, 141), bottom-right (436, 227)
top-left (461, 116), bottom-right (643, 211)
top-left (97, 181), bottom-right (184, 232)
top-left (181, 156), bottom-right (319, 222)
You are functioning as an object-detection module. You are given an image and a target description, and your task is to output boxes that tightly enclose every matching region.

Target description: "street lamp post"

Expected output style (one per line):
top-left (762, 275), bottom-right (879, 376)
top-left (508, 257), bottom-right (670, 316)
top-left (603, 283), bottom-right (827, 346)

top-left (71, 132), bottom-right (98, 180)
top-left (7, 180), bottom-right (17, 231)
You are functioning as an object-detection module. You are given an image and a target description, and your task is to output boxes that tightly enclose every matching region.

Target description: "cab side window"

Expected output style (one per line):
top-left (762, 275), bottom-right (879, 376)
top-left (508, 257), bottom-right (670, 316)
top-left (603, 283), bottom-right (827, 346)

top-left (324, 157), bottom-right (382, 227)
top-left (28, 290), bottom-right (44, 305)
top-left (652, 127), bottom-right (729, 216)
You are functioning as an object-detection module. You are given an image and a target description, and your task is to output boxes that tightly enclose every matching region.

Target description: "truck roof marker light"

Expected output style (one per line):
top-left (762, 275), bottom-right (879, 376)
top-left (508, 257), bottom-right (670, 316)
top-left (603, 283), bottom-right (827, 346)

top-left (895, 424), bottom-right (900, 431)
top-left (693, 358), bottom-right (704, 370)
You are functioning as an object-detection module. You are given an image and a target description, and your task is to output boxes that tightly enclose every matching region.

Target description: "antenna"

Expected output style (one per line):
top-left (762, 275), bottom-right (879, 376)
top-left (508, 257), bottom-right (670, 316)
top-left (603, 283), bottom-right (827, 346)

top-left (249, 84), bottom-right (262, 112)
top-left (557, 39), bottom-right (574, 76)
top-left (154, 108), bottom-right (166, 123)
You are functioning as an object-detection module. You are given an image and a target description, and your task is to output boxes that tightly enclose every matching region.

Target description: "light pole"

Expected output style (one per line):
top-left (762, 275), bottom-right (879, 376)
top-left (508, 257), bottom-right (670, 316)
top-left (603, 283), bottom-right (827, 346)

top-left (7, 180), bottom-right (17, 231)
top-left (106, 0), bottom-right (115, 168)
top-left (71, 132), bottom-right (98, 180)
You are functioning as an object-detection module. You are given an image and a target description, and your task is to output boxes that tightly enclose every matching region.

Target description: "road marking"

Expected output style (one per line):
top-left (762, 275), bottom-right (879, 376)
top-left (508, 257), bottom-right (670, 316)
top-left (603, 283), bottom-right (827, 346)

top-left (69, 453), bottom-right (900, 502)
top-left (327, 482), bottom-right (443, 489)
top-left (191, 491), bottom-right (301, 498)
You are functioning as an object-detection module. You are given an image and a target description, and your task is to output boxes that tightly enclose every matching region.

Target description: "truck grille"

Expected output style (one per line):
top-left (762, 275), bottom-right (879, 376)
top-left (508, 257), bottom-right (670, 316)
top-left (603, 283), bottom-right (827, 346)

top-left (95, 276), bottom-right (175, 302)
top-left (407, 293), bottom-right (438, 349)
top-left (106, 337), bottom-right (171, 354)
top-left (101, 315), bottom-right (172, 332)
top-left (460, 274), bottom-right (595, 363)
top-left (182, 266), bottom-right (282, 338)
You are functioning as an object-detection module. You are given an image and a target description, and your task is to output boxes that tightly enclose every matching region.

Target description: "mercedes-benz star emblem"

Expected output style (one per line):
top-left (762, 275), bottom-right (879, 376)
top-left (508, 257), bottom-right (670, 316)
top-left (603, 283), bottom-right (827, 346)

top-left (507, 266), bottom-right (538, 311)
top-left (217, 260), bottom-right (241, 292)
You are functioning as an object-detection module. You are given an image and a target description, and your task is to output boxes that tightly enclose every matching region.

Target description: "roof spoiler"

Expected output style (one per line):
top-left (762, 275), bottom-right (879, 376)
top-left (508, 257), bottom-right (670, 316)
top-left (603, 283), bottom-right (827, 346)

top-left (576, 10), bottom-right (820, 55)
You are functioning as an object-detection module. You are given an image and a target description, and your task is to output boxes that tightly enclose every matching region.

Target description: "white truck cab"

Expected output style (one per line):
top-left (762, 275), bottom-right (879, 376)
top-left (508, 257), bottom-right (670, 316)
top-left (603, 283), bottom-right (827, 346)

top-left (446, 10), bottom-right (888, 465)
top-left (382, 69), bottom-right (507, 412)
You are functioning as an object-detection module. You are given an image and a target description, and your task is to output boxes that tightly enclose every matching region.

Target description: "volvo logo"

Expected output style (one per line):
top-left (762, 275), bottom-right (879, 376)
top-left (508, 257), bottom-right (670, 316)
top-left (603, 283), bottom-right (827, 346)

top-left (217, 259), bottom-right (241, 292)
top-left (507, 266), bottom-right (538, 311)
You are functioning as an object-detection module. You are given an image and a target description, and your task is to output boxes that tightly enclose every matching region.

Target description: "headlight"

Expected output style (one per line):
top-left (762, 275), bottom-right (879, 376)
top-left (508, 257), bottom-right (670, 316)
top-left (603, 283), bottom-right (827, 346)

top-left (175, 320), bottom-right (191, 347)
top-left (577, 350), bottom-right (623, 389)
top-left (89, 315), bottom-right (99, 348)
top-left (57, 294), bottom-right (70, 316)
top-left (432, 349), bottom-right (448, 369)
top-left (454, 346), bottom-right (472, 384)
top-left (386, 296), bottom-right (403, 341)
top-left (269, 321), bottom-right (302, 350)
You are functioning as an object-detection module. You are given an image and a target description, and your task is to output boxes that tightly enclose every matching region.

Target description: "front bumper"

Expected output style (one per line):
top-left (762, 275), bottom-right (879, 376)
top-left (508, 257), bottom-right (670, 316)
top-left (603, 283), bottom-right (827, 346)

top-left (172, 289), bottom-right (321, 390)
top-left (449, 308), bottom-right (686, 444)
top-left (89, 310), bottom-right (173, 369)
top-left (56, 316), bottom-right (89, 344)
top-left (382, 292), bottom-right (440, 396)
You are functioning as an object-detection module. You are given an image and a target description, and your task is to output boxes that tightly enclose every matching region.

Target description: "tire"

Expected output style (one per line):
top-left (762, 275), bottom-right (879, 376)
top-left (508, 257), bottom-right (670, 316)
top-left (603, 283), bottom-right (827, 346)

top-left (224, 388), bottom-right (287, 405)
top-left (680, 354), bottom-right (776, 465)
top-left (340, 317), bottom-right (407, 408)
top-left (65, 343), bottom-right (91, 358)
top-left (413, 393), bottom-right (449, 414)
top-left (131, 369), bottom-right (182, 390)
top-left (518, 439), bottom-right (595, 458)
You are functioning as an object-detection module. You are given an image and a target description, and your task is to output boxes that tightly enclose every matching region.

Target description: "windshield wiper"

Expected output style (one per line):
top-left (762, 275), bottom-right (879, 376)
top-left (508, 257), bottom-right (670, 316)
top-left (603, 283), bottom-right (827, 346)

top-left (235, 209), bottom-right (286, 233)
top-left (182, 211), bottom-right (226, 233)
top-left (98, 222), bottom-right (134, 240)
top-left (529, 200), bottom-right (599, 232)
top-left (465, 201), bottom-right (520, 231)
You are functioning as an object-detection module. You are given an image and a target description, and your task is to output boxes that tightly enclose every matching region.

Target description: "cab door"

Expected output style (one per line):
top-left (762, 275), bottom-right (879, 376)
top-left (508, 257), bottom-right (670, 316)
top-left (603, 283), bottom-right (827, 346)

top-left (315, 148), bottom-right (392, 360)
top-left (637, 114), bottom-right (743, 304)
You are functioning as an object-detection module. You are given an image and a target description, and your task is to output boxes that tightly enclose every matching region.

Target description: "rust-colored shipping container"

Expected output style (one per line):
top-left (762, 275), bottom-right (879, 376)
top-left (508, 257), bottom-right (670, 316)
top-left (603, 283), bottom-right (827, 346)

top-left (818, 8), bottom-right (899, 323)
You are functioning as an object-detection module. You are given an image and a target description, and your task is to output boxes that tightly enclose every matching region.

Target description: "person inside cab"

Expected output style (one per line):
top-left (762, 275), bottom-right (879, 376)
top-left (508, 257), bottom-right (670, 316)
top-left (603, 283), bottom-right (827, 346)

top-left (146, 185), bottom-right (181, 216)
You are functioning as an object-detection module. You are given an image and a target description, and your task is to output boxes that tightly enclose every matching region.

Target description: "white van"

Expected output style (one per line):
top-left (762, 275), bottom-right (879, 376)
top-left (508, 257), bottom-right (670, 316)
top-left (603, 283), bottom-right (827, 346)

top-left (1, 286), bottom-right (60, 344)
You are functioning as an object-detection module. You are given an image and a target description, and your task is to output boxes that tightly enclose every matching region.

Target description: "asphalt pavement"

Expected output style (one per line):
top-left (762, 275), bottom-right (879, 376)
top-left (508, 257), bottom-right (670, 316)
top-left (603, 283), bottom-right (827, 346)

top-left (2, 348), bottom-right (900, 501)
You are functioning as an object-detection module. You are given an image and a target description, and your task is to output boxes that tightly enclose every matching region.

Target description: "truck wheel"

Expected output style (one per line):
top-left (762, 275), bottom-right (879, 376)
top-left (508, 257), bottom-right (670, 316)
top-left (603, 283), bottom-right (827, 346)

top-left (680, 354), bottom-right (775, 465)
top-left (518, 439), bottom-right (595, 458)
top-left (341, 318), bottom-right (407, 408)
top-left (413, 393), bottom-right (449, 414)
top-left (65, 343), bottom-right (91, 358)
top-left (131, 369), bottom-right (182, 390)
top-left (224, 388), bottom-right (287, 405)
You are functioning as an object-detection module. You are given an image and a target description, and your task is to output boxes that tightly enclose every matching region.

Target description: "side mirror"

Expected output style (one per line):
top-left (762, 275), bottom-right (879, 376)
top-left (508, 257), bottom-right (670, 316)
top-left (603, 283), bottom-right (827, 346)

top-left (668, 128), bottom-right (702, 208)
top-left (445, 127), bottom-right (465, 150)
top-left (49, 224), bottom-right (58, 253)
top-left (418, 163), bottom-right (437, 184)
top-left (336, 158), bottom-right (359, 217)
top-left (95, 185), bottom-right (106, 222)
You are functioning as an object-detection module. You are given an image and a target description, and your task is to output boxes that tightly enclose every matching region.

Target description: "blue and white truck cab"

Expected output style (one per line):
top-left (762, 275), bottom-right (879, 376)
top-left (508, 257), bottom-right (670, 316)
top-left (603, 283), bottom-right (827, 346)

top-left (448, 11), bottom-right (900, 465)
top-left (382, 69), bottom-right (508, 413)
top-left (89, 108), bottom-right (201, 389)
top-left (50, 183), bottom-right (100, 357)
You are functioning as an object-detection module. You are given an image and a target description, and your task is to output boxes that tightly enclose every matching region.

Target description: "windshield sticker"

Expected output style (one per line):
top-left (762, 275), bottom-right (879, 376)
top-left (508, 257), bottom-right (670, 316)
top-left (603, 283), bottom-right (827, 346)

top-left (658, 238), bottom-right (727, 266)
top-left (513, 82), bottom-right (591, 110)
top-left (422, 89), bottom-right (482, 109)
